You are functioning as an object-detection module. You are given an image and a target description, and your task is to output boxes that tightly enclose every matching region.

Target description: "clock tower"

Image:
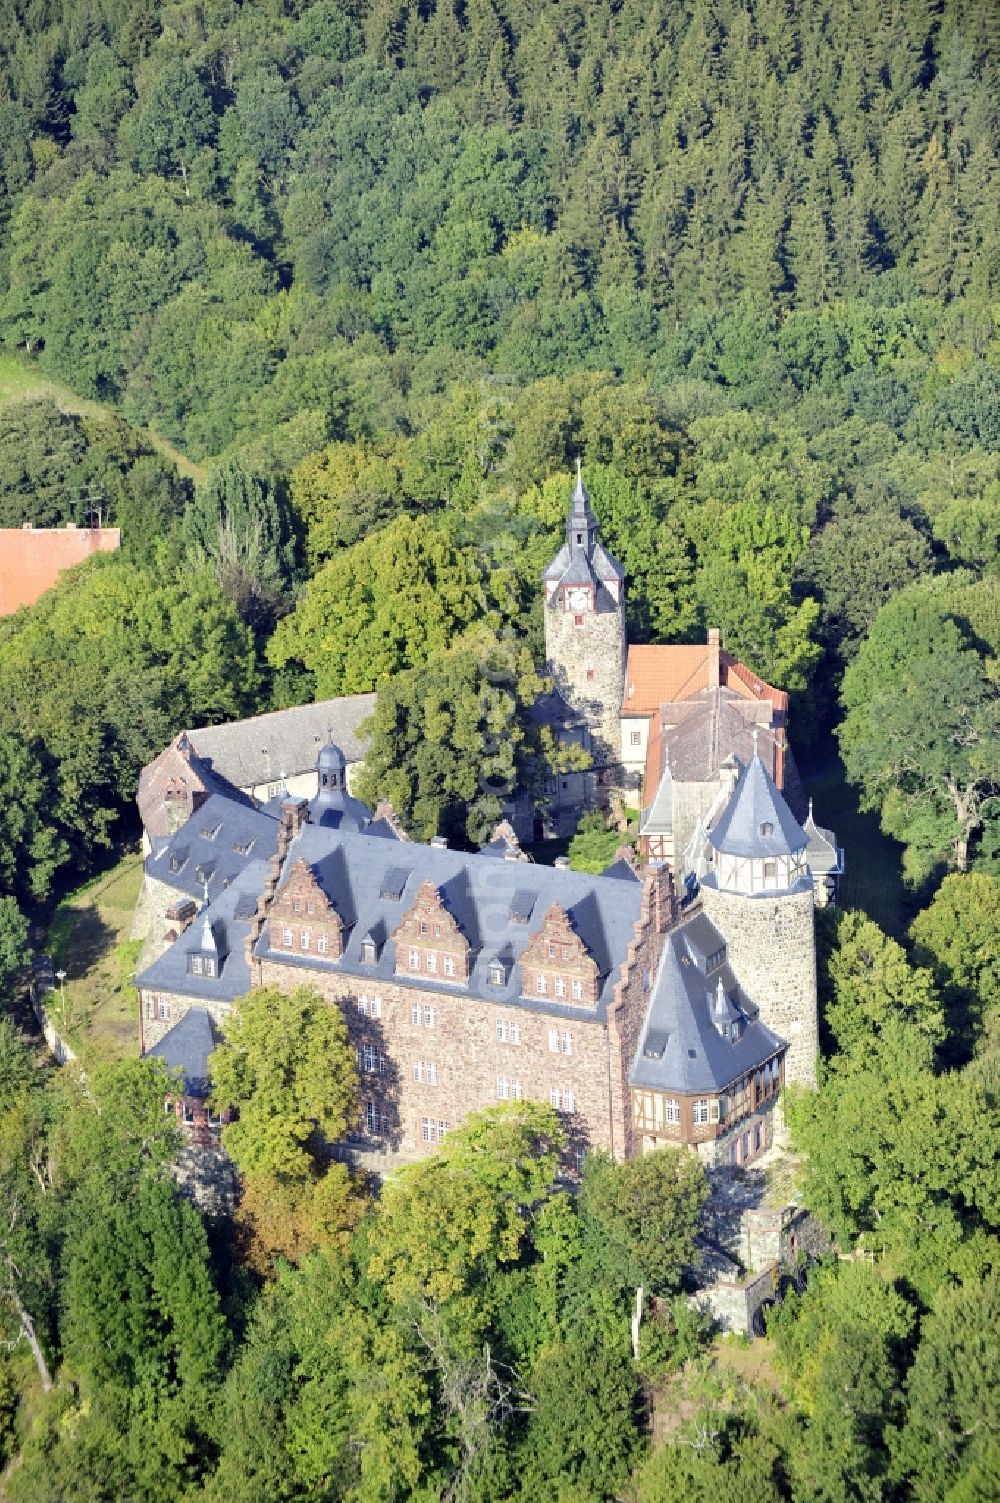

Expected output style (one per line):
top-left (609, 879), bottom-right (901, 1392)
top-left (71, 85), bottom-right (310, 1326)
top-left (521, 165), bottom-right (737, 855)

top-left (542, 463), bottom-right (627, 768)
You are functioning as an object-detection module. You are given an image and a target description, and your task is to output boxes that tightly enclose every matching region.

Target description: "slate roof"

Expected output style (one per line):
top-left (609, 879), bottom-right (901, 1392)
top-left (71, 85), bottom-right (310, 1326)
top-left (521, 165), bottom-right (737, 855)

top-left (543, 468), bottom-right (624, 592)
top-left (254, 824), bottom-right (644, 1023)
top-left (147, 1008), bottom-right (217, 1097)
top-left (659, 690), bottom-right (776, 785)
top-left (185, 694), bottom-right (376, 789)
top-left (145, 793), bottom-right (280, 904)
top-left (137, 860), bottom-right (270, 1004)
top-left (309, 784), bottom-right (373, 833)
top-left (803, 803), bottom-right (844, 875)
top-left (708, 755), bottom-right (807, 859)
top-left (630, 910), bottom-right (785, 1095)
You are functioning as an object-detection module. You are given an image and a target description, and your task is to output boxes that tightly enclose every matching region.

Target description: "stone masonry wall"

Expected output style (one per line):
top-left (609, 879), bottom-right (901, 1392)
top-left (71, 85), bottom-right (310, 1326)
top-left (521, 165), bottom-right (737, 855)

top-left (258, 957), bottom-right (618, 1164)
top-left (699, 884), bottom-right (818, 1088)
top-left (608, 867), bottom-right (677, 1159)
top-left (545, 603), bottom-right (626, 766)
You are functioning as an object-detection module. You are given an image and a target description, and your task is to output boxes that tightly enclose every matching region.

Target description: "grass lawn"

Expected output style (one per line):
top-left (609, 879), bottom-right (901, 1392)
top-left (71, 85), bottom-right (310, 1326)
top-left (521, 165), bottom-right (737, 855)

top-left (45, 851), bottom-right (145, 1065)
top-left (802, 750), bottom-right (919, 938)
top-left (0, 349), bottom-right (206, 482)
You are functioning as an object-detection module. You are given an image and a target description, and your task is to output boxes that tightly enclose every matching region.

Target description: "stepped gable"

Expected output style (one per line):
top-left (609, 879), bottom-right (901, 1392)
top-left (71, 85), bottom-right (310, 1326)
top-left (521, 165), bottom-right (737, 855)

top-left (392, 879), bottom-right (472, 982)
top-left (708, 753), bottom-right (807, 860)
top-left (138, 733), bottom-right (253, 840)
top-left (252, 824), bottom-right (644, 1019)
top-left (145, 793), bottom-right (280, 903)
top-left (269, 857), bottom-right (347, 959)
top-left (136, 859), bottom-right (270, 1005)
top-left (519, 903), bottom-right (601, 1005)
top-left (630, 910), bottom-right (785, 1097)
top-left (146, 1008), bottom-right (217, 1097)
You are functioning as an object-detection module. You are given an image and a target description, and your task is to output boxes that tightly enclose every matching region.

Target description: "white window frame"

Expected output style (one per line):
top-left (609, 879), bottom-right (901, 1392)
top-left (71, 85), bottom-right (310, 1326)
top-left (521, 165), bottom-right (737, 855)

top-left (282, 926), bottom-right (293, 946)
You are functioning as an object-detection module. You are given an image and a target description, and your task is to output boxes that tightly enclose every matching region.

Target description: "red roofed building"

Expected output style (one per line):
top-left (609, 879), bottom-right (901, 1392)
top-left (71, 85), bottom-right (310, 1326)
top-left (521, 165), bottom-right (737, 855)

top-left (618, 630), bottom-right (797, 869)
top-left (0, 524), bottom-right (120, 616)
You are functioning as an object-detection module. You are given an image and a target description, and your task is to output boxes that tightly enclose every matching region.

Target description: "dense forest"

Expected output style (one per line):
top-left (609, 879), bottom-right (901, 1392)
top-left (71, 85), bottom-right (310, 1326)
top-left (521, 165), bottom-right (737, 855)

top-left (0, 0), bottom-right (997, 1497)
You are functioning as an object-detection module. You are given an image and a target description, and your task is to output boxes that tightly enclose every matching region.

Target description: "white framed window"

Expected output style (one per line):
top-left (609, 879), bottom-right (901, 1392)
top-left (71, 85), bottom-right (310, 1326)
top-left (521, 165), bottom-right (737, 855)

top-left (497, 1076), bottom-right (509, 1099)
top-left (282, 926), bottom-right (293, 945)
top-left (630, 730), bottom-right (641, 746)
top-left (763, 860), bottom-right (777, 880)
top-left (693, 1099), bottom-right (710, 1125)
top-left (408, 948), bottom-right (420, 969)
top-left (157, 997), bottom-right (171, 1021)
top-left (300, 930), bottom-right (311, 950)
top-left (571, 980), bottom-right (583, 1001)
top-left (536, 975), bottom-right (547, 995)
top-left (549, 1029), bottom-right (572, 1055)
top-left (411, 1003), bottom-right (422, 1025)
top-left (496, 1019), bottom-right (522, 1043)
top-left (190, 956), bottom-right (203, 975)
top-left (548, 944), bottom-right (557, 959)
top-left (414, 1061), bottom-right (438, 1086)
top-left (361, 939), bottom-right (377, 964)
top-left (664, 1098), bottom-right (680, 1124)
top-left (293, 897), bottom-right (302, 913)
top-left (306, 900), bottom-right (315, 915)
top-left (362, 1044), bottom-right (384, 1075)
top-left (357, 995), bottom-right (383, 1020)
top-left (183, 1103), bottom-right (195, 1124)
top-left (317, 934), bottom-right (328, 954)
top-left (511, 1079), bottom-right (523, 1100)
top-left (204, 958), bottom-right (216, 977)
top-left (549, 1087), bottom-right (575, 1114)
top-left (365, 1100), bottom-right (384, 1135)
top-left (443, 954), bottom-right (455, 977)
top-left (426, 952), bottom-right (438, 974)
top-left (554, 976), bottom-right (566, 998)
top-left (422, 1006), bottom-right (436, 1029)
top-left (438, 1120), bottom-right (449, 1140)
top-left (421, 1117), bottom-right (434, 1143)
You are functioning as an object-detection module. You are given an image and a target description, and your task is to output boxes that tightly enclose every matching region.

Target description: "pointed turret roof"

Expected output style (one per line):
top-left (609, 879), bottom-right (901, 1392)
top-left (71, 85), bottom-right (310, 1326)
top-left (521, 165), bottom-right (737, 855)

top-left (543, 463), bottom-right (624, 591)
top-left (708, 752), bottom-right (807, 859)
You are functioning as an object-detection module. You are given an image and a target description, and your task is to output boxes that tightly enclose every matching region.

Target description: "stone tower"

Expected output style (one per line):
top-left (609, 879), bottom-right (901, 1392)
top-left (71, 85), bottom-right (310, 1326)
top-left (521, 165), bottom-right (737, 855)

top-left (543, 464), bottom-right (626, 765)
top-left (697, 752), bottom-right (819, 1089)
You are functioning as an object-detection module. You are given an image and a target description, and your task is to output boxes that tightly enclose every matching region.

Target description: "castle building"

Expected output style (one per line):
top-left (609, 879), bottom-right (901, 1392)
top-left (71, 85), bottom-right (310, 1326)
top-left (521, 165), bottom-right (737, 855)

top-left (136, 746), bottom-right (824, 1172)
top-left (134, 467), bottom-right (838, 1172)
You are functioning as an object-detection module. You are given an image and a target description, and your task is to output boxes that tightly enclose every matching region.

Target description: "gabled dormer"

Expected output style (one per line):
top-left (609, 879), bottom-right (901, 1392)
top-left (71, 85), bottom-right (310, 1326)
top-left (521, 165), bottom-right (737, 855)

top-left (393, 880), bottom-right (470, 983)
top-left (270, 858), bottom-right (345, 960)
top-left (520, 903), bottom-right (600, 1006)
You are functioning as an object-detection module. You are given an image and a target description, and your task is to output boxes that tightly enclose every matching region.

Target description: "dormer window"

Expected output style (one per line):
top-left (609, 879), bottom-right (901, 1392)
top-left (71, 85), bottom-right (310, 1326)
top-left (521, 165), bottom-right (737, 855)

top-left (760, 822), bottom-right (774, 837)
top-left (200, 822), bottom-right (221, 840)
top-left (488, 960), bottom-right (507, 987)
top-left (361, 939), bottom-right (378, 964)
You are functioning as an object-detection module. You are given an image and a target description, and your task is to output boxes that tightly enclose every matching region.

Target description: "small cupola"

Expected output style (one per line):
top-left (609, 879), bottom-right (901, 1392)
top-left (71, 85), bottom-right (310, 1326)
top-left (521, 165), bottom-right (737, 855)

top-left (711, 975), bottom-right (743, 1041)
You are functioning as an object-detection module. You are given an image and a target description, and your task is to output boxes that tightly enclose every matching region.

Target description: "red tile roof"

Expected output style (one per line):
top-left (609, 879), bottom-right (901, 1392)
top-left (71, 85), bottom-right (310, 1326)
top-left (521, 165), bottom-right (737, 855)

top-left (0, 526), bottom-right (120, 616)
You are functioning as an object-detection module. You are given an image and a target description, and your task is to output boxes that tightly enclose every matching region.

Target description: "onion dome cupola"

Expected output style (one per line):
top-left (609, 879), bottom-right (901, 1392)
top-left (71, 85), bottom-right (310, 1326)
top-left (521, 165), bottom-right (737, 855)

top-left (309, 738), bottom-right (372, 833)
top-left (704, 745), bottom-right (810, 897)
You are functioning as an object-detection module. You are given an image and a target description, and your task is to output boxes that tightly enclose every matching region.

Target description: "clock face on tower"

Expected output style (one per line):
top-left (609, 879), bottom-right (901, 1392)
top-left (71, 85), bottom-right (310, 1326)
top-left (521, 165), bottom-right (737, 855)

top-left (566, 587), bottom-right (590, 612)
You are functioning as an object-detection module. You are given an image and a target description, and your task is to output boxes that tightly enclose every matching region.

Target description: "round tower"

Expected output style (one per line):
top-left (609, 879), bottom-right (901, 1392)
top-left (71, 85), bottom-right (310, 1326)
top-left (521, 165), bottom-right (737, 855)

top-left (542, 463), bottom-right (626, 765)
top-left (697, 753), bottom-right (819, 1089)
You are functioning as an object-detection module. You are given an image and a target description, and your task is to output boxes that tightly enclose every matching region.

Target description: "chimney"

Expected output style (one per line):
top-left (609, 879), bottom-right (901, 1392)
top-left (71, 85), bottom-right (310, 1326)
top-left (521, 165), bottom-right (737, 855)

top-left (554, 856), bottom-right (570, 871)
top-left (642, 863), bottom-right (676, 934)
top-left (707, 628), bottom-right (720, 690)
top-left (430, 835), bottom-right (447, 850)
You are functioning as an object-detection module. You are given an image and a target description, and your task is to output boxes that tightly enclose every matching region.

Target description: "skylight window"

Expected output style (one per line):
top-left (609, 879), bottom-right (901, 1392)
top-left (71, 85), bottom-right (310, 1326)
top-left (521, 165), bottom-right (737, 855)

top-left (380, 867), bottom-right (410, 901)
top-left (509, 890), bottom-right (535, 924)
